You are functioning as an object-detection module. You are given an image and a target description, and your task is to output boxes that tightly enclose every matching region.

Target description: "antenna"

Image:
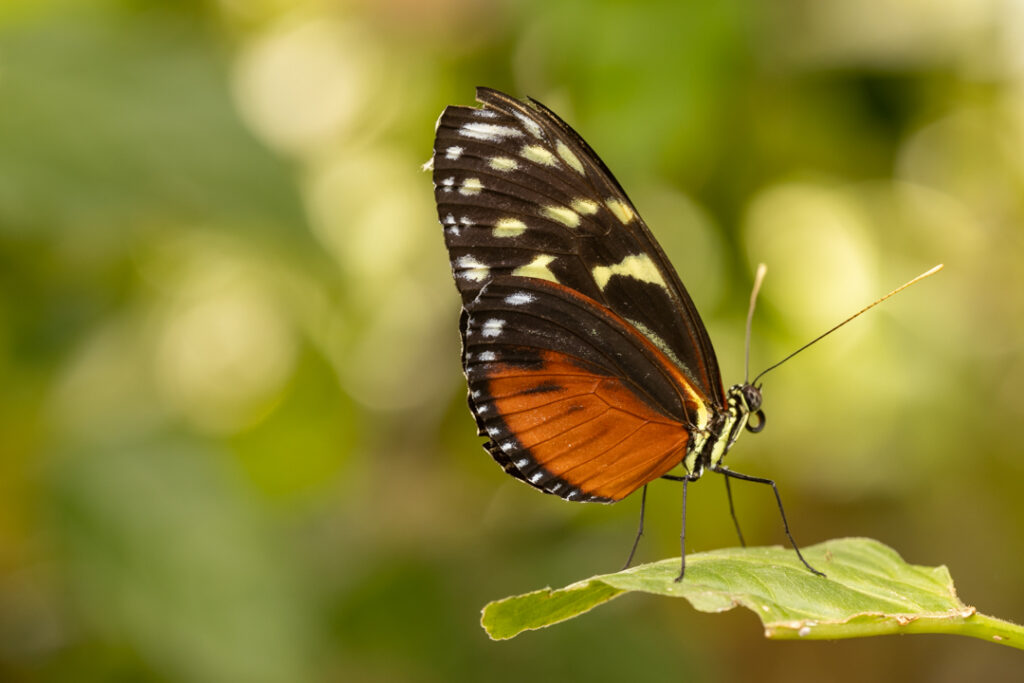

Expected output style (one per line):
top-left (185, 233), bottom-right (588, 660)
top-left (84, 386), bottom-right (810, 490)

top-left (744, 263), bottom-right (768, 383)
top-left (751, 263), bottom-right (944, 385)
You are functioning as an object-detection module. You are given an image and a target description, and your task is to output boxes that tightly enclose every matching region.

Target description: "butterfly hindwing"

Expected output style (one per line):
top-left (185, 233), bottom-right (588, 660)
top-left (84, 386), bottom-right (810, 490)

top-left (462, 277), bottom-right (713, 502)
top-left (432, 87), bottom-right (725, 400)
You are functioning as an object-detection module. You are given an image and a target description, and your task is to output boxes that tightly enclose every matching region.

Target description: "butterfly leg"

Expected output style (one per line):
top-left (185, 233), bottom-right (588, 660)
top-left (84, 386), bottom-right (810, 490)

top-left (712, 467), bottom-right (825, 577)
top-left (674, 475), bottom-right (695, 582)
top-left (621, 484), bottom-right (647, 570)
top-left (723, 474), bottom-right (746, 547)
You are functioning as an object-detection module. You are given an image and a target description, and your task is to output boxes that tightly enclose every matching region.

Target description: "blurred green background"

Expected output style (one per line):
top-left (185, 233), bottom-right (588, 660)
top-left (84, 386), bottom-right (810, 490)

top-left (2, 0), bottom-right (1023, 680)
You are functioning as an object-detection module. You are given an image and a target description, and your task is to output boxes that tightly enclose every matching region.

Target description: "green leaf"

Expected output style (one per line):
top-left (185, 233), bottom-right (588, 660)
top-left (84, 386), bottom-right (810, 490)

top-left (481, 538), bottom-right (1024, 649)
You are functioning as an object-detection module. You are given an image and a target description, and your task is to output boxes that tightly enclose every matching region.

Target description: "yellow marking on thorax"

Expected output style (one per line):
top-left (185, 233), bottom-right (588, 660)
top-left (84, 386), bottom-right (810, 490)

top-left (707, 412), bottom-right (738, 469)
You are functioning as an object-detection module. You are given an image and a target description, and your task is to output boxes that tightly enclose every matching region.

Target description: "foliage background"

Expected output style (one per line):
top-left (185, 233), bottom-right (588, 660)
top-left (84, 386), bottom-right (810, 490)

top-left (2, 0), bottom-right (1023, 680)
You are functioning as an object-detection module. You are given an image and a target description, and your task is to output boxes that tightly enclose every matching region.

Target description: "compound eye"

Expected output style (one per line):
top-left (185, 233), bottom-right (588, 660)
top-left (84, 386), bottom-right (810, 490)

top-left (743, 384), bottom-right (763, 412)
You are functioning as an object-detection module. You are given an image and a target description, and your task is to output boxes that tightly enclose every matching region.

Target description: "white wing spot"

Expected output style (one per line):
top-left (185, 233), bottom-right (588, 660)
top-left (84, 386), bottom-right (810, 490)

top-left (529, 471), bottom-right (544, 483)
top-left (500, 440), bottom-right (516, 453)
top-left (512, 254), bottom-right (558, 283)
top-left (445, 146), bottom-right (464, 160)
top-left (541, 205), bottom-right (581, 228)
top-left (565, 489), bottom-right (579, 500)
top-left (486, 426), bottom-right (501, 437)
top-left (504, 292), bottom-right (535, 306)
top-left (481, 319), bottom-right (505, 338)
top-left (513, 110), bottom-right (544, 138)
top-left (459, 216), bottom-right (474, 227)
top-left (515, 458), bottom-right (530, 468)
top-left (572, 198), bottom-right (599, 215)
top-left (459, 177), bottom-right (483, 195)
top-left (605, 198), bottom-right (636, 224)
top-left (488, 156), bottom-right (519, 172)
top-left (478, 350), bottom-right (497, 362)
top-left (556, 141), bottom-right (585, 175)
top-left (444, 213), bottom-right (459, 236)
top-left (520, 144), bottom-right (558, 167)
top-left (459, 122), bottom-right (525, 142)
top-left (474, 109), bottom-right (498, 118)
top-left (493, 218), bottom-right (527, 238)
top-left (441, 177), bottom-right (455, 192)
top-left (550, 482), bottom-right (563, 493)
top-left (456, 255), bottom-right (489, 282)
top-left (592, 254), bottom-right (668, 291)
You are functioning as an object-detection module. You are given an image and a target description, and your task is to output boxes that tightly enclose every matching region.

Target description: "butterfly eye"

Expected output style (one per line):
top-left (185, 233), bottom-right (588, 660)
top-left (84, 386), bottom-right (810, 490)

top-left (746, 409), bottom-right (766, 433)
top-left (742, 384), bottom-right (763, 412)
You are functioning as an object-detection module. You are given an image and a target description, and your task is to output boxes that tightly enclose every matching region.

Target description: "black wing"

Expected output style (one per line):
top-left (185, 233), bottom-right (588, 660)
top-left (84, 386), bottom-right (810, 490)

top-left (430, 87), bottom-right (724, 401)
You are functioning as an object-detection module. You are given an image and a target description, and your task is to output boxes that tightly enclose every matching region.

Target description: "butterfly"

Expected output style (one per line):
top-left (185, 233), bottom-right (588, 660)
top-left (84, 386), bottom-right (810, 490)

top-left (428, 87), bottom-right (823, 580)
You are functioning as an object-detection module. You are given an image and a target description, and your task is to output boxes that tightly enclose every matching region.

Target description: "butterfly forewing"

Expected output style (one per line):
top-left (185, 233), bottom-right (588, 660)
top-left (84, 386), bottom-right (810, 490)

top-left (432, 87), bottom-right (725, 400)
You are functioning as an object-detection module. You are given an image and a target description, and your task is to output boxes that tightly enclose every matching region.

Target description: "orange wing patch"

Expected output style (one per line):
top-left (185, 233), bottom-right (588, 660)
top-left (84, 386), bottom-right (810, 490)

top-left (486, 350), bottom-right (689, 501)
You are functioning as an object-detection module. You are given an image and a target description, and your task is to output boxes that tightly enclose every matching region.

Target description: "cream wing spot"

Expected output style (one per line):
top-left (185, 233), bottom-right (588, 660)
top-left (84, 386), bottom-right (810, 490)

top-left (605, 198), bottom-right (636, 224)
top-left (571, 198), bottom-right (599, 215)
top-left (512, 110), bottom-right (544, 138)
top-left (488, 156), bottom-right (519, 172)
top-left (459, 177), bottom-right (483, 196)
top-left (556, 141), bottom-right (585, 175)
top-left (459, 122), bottom-right (525, 142)
top-left (504, 292), bottom-right (535, 306)
top-left (512, 254), bottom-right (558, 283)
top-left (520, 144), bottom-right (558, 167)
top-left (455, 255), bottom-right (489, 282)
top-left (591, 253), bottom-right (668, 291)
top-left (481, 319), bottom-right (505, 337)
top-left (540, 205), bottom-right (581, 228)
top-left (493, 218), bottom-right (527, 238)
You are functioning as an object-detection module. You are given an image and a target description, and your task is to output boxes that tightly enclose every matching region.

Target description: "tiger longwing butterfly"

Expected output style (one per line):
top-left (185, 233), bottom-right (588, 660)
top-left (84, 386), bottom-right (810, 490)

top-left (429, 87), bottom-right (873, 580)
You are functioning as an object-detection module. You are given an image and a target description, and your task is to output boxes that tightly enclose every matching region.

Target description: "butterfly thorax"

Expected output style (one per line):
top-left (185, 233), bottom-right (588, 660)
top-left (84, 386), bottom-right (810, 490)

top-left (683, 383), bottom-right (764, 479)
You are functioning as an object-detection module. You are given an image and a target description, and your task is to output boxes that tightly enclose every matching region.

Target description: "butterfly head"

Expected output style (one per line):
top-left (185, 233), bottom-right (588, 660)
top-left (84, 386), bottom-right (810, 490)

top-left (730, 383), bottom-right (766, 435)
